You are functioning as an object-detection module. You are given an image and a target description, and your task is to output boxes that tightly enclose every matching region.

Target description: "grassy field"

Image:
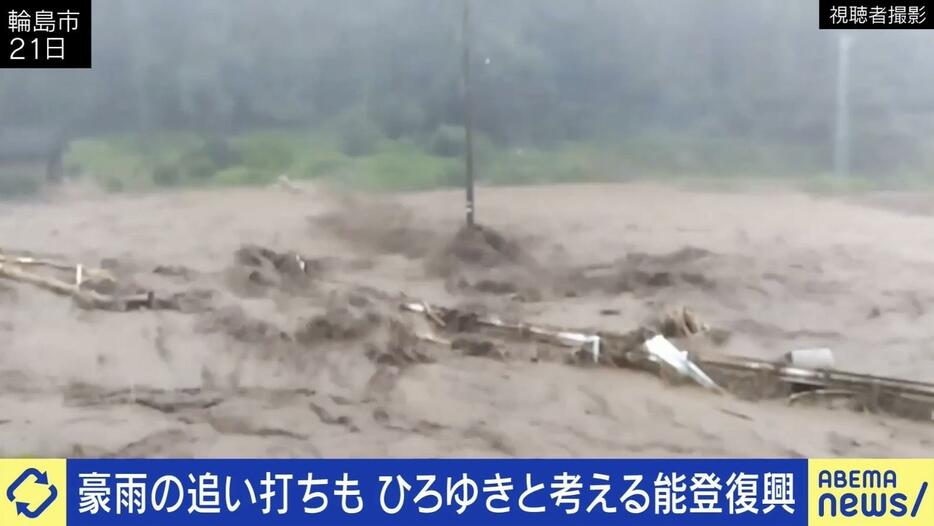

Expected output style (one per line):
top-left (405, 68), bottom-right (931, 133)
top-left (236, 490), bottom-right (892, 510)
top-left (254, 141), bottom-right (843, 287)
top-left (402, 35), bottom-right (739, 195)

top-left (0, 127), bottom-right (929, 200)
top-left (62, 130), bottom-right (628, 193)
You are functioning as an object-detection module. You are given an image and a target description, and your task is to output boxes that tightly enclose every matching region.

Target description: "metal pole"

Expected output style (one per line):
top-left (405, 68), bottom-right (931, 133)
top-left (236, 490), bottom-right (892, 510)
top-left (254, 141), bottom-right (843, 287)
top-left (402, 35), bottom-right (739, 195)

top-left (462, 0), bottom-right (476, 227)
top-left (834, 33), bottom-right (853, 179)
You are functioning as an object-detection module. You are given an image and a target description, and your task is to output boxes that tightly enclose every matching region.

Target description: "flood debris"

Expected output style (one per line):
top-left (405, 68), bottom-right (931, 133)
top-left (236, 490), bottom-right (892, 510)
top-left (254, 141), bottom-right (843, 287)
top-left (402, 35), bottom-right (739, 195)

top-left (234, 244), bottom-right (320, 281)
top-left (227, 244), bottom-right (325, 297)
top-left (658, 307), bottom-right (708, 338)
top-left (784, 347), bottom-right (835, 369)
top-left (698, 354), bottom-right (934, 422)
top-left (644, 335), bottom-right (722, 392)
top-left (402, 298), bottom-right (934, 422)
top-left (787, 388), bottom-right (859, 409)
top-left (402, 301), bottom-right (606, 362)
top-left (0, 250), bottom-right (199, 312)
top-left (5, 241), bottom-right (932, 424)
top-left (557, 331), bottom-right (602, 363)
top-left (401, 301), bottom-right (710, 375)
top-left (0, 252), bottom-right (116, 290)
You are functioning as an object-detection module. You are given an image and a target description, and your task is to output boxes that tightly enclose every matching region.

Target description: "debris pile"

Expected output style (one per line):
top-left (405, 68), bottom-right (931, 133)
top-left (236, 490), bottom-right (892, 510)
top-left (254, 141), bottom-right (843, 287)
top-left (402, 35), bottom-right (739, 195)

top-left (230, 244), bottom-right (322, 293)
top-left (3, 243), bottom-right (932, 423)
top-left (401, 300), bottom-right (934, 422)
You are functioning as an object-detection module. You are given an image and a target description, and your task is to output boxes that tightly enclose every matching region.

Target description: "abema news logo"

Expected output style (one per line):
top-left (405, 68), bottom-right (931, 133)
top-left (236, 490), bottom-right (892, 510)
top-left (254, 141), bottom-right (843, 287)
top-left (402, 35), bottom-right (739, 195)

top-left (809, 459), bottom-right (932, 525)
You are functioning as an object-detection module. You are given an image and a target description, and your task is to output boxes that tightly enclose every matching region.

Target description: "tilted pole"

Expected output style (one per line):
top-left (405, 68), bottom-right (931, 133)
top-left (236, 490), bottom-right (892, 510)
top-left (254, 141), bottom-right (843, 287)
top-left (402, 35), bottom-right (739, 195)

top-left (462, 0), bottom-right (476, 227)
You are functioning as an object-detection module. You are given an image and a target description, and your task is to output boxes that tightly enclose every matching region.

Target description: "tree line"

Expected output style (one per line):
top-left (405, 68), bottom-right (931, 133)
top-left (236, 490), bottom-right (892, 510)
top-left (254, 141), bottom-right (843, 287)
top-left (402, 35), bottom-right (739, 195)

top-left (3, 0), bottom-right (934, 176)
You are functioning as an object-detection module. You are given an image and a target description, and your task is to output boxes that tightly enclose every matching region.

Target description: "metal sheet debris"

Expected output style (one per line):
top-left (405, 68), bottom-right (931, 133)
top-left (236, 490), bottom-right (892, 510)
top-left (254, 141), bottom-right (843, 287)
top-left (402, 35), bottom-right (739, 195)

top-left (644, 335), bottom-right (721, 392)
top-left (785, 348), bottom-right (835, 369)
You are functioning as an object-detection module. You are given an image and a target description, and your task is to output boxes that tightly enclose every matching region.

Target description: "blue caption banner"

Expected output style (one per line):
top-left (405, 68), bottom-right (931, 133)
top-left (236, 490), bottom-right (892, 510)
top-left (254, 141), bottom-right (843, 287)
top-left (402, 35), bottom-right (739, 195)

top-left (58, 459), bottom-right (808, 526)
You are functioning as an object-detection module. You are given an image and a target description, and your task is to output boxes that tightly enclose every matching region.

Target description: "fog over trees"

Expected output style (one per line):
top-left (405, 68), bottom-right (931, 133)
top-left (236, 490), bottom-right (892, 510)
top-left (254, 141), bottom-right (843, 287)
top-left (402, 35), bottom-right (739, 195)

top-left (3, 0), bottom-right (934, 183)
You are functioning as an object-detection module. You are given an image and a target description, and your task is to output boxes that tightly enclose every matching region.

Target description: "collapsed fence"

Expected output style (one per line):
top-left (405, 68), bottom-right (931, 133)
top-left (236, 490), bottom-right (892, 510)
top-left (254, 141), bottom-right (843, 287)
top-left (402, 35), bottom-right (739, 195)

top-left (400, 302), bottom-right (934, 422)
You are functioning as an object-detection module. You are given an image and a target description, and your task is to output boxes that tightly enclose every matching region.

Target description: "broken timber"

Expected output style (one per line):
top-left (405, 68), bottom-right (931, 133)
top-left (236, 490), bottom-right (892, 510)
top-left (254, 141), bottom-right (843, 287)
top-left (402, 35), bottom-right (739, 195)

top-left (0, 252), bottom-right (187, 312)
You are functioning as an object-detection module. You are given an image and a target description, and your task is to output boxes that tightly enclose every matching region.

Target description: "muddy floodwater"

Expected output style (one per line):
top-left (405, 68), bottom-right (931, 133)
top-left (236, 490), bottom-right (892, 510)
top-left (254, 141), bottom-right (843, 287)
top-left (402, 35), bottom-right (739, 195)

top-left (0, 182), bottom-right (932, 457)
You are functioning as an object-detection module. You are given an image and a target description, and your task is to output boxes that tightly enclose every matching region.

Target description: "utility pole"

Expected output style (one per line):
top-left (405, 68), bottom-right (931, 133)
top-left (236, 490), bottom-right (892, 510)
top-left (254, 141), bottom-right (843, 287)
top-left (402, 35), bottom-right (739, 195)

top-left (462, 0), bottom-right (476, 227)
top-left (834, 33), bottom-right (853, 179)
